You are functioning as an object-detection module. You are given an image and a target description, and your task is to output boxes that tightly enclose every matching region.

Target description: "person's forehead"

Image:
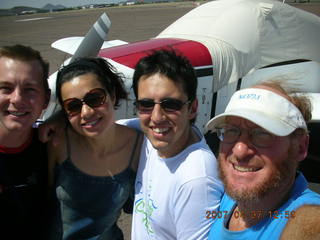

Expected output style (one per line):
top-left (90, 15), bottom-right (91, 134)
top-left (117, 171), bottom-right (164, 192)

top-left (137, 74), bottom-right (188, 101)
top-left (0, 57), bottom-right (42, 72)
top-left (61, 74), bottom-right (103, 98)
top-left (225, 116), bottom-right (262, 129)
top-left (68, 72), bottom-right (100, 85)
top-left (0, 56), bottom-right (16, 70)
top-left (138, 73), bottom-right (185, 90)
top-left (0, 57), bottom-right (44, 85)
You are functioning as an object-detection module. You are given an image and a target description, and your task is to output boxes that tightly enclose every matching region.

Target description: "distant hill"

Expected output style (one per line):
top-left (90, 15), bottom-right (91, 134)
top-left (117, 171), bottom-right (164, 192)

top-left (42, 4), bottom-right (66, 10)
top-left (11, 6), bottom-right (39, 14)
top-left (0, 9), bottom-right (14, 16)
top-left (0, 6), bottom-right (42, 16)
top-left (0, 4), bottom-right (65, 16)
top-left (133, 0), bottom-right (176, 3)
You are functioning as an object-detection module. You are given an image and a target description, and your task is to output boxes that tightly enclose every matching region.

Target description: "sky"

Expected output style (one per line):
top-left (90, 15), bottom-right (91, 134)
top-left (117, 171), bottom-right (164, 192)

top-left (0, 0), bottom-right (120, 9)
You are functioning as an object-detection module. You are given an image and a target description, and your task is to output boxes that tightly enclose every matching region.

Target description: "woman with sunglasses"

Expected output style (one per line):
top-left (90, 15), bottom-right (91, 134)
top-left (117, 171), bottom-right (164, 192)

top-left (48, 57), bottom-right (143, 240)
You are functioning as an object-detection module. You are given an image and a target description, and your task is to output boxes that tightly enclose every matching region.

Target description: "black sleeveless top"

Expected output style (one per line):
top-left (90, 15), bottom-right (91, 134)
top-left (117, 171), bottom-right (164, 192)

top-left (55, 130), bottom-right (142, 240)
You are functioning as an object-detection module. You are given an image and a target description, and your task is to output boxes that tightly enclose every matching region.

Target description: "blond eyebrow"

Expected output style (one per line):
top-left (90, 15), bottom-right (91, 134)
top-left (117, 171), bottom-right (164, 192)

top-left (0, 81), bottom-right (13, 85)
top-left (0, 81), bottom-right (43, 90)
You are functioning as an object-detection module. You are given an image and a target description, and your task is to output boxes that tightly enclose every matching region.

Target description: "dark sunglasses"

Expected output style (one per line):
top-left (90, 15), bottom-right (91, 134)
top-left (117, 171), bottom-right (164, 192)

top-left (63, 88), bottom-right (107, 116)
top-left (134, 98), bottom-right (191, 114)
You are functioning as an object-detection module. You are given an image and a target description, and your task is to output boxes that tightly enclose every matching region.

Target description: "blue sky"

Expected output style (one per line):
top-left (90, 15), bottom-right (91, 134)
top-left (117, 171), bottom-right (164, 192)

top-left (0, 0), bottom-right (120, 9)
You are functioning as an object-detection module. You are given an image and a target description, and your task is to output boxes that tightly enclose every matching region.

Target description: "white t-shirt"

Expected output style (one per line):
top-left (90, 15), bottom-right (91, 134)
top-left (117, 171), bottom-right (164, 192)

top-left (117, 119), bottom-right (224, 240)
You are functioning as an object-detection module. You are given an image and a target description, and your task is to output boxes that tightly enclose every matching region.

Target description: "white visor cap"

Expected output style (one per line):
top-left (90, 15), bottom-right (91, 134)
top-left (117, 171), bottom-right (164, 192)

top-left (205, 88), bottom-right (307, 136)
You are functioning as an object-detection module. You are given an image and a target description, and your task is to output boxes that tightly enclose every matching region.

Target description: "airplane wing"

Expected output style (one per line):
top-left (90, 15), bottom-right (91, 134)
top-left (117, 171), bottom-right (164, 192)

top-left (52, 37), bottom-right (128, 55)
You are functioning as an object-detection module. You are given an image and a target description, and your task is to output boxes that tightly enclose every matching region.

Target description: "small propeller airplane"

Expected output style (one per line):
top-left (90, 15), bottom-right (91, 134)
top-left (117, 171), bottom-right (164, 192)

top-left (43, 0), bottom-right (320, 188)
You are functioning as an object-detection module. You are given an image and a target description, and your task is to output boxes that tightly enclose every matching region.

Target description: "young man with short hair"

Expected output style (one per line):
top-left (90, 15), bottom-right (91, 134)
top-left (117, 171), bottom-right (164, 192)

top-left (0, 45), bottom-right (51, 239)
top-left (126, 50), bottom-right (224, 239)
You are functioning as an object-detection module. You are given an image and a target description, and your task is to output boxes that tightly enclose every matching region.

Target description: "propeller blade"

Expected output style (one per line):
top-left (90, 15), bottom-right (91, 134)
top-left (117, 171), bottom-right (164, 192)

top-left (70, 12), bottom-right (111, 62)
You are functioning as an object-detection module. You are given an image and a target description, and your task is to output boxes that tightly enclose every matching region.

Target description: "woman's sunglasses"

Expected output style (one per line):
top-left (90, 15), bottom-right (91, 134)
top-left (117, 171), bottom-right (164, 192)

top-left (134, 98), bottom-right (190, 114)
top-left (63, 88), bottom-right (107, 117)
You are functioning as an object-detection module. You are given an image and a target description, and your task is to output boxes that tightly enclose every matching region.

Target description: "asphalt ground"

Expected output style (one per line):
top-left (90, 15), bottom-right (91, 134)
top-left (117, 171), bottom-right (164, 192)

top-left (1, 2), bottom-right (320, 239)
top-left (0, 2), bottom-right (196, 74)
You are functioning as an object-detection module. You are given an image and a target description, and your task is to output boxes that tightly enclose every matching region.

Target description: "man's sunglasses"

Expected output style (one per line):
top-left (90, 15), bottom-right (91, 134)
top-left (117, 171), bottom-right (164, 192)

top-left (63, 88), bottom-right (107, 116)
top-left (134, 98), bottom-right (191, 114)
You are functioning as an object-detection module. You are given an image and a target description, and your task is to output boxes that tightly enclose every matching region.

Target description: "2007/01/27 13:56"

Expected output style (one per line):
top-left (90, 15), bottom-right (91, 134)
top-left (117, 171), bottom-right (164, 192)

top-left (206, 210), bottom-right (296, 220)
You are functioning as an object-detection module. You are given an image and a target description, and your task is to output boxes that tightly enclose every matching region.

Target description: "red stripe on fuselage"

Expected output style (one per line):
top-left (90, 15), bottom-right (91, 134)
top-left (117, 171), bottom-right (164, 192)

top-left (98, 38), bottom-right (212, 69)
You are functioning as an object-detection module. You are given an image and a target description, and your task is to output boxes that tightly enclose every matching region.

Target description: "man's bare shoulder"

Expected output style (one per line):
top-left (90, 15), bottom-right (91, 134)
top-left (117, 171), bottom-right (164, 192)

top-left (281, 205), bottom-right (320, 240)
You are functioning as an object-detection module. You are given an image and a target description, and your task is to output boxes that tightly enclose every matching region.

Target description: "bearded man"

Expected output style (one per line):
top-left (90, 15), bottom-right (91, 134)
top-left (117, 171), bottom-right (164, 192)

top-left (205, 81), bottom-right (320, 239)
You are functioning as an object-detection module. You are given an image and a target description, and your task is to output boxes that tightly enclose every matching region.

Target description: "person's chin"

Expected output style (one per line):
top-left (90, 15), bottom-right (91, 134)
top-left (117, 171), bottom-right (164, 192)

top-left (149, 137), bottom-right (170, 152)
top-left (5, 121), bottom-right (31, 132)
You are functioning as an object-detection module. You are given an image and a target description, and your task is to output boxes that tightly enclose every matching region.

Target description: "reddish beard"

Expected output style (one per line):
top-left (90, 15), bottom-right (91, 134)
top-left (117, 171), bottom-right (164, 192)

top-left (218, 145), bottom-right (299, 204)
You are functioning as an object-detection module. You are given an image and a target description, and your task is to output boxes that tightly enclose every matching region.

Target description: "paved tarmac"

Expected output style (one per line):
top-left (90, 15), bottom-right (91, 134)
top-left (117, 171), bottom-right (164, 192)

top-left (0, 2), bottom-right (195, 73)
top-left (1, 2), bottom-right (320, 73)
top-left (0, 2), bottom-right (320, 239)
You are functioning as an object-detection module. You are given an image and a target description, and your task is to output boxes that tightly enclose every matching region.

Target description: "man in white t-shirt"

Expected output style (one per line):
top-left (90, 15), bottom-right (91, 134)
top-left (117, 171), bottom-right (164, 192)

top-left (127, 50), bottom-right (223, 240)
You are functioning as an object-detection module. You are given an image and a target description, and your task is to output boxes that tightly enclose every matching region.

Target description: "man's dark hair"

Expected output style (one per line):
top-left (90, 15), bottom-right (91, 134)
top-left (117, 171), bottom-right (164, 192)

top-left (132, 49), bottom-right (197, 102)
